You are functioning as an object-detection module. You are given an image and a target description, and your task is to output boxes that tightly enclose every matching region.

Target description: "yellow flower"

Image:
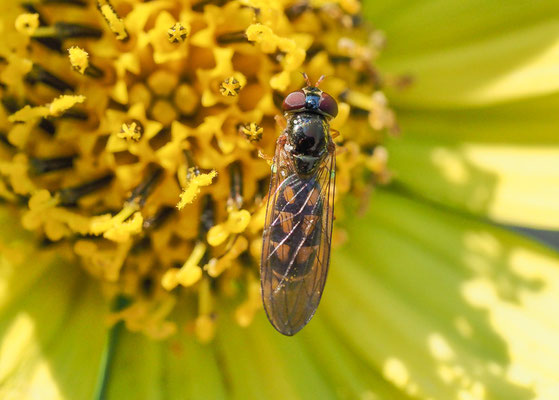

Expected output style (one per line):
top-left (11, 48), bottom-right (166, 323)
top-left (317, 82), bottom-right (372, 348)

top-left (0, 0), bottom-right (558, 399)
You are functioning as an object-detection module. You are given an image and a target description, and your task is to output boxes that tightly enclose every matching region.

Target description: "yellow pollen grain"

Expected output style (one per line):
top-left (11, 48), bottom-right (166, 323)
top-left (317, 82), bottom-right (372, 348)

top-left (49, 95), bottom-right (87, 116)
top-left (8, 95), bottom-right (86, 122)
top-left (15, 13), bottom-right (39, 36)
top-left (177, 170), bottom-right (217, 210)
top-left (68, 47), bottom-right (89, 74)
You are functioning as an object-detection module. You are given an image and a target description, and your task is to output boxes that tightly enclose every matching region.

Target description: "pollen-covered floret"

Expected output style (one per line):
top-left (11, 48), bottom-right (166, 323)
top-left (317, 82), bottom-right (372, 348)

top-left (0, 0), bottom-right (396, 341)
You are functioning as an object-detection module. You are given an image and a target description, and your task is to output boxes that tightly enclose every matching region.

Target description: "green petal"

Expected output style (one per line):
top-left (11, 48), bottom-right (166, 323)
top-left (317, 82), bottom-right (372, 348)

top-left (300, 318), bottom-right (412, 400)
top-left (102, 329), bottom-right (164, 400)
top-left (395, 92), bottom-right (559, 144)
top-left (367, 0), bottom-right (559, 59)
top-left (216, 314), bottom-right (337, 400)
top-left (0, 207), bottom-right (109, 400)
top-left (386, 132), bottom-right (559, 229)
top-left (0, 208), bottom-right (54, 314)
top-left (166, 330), bottom-right (228, 400)
top-left (365, 1), bottom-right (559, 107)
top-left (323, 190), bottom-right (559, 399)
top-left (103, 327), bottom-right (228, 400)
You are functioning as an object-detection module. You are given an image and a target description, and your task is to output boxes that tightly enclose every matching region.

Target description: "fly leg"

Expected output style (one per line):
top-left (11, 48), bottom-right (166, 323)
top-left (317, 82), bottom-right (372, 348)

top-left (255, 116), bottom-right (287, 165)
top-left (259, 133), bottom-right (286, 166)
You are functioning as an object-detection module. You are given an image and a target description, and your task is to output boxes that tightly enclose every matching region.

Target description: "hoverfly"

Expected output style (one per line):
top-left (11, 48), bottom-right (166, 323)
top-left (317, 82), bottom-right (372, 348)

top-left (261, 74), bottom-right (338, 336)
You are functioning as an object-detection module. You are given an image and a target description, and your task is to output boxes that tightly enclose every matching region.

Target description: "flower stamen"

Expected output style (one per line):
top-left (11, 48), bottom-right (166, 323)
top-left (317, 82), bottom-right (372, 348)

top-left (26, 64), bottom-right (74, 93)
top-left (119, 121), bottom-right (143, 141)
top-left (15, 13), bottom-right (40, 36)
top-left (57, 174), bottom-right (114, 206)
top-left (8, 95), bottom-right (86, 122)
top-left (177, 169), bottom-right (217, 210)
top-left (97, 0), bottom-right (128, 41)
top-left (31, 22), bottom-right (102, 41)
top-left (227, 161), bottom-right (243, 211)
top-left (127, 166), bottom-right (163, 207)
top-left (239, 122), bottom-right (263, 143)
top-left (219, 77), bottom-right (242, 97)
top-left (167, 23), bottom-right (190, 44)
top-left (216, 31), bottom-right (248, 45)
top-left (29, 155), bottom-right (76, 175)
top-left (68, 46), bottom-right (89, 74)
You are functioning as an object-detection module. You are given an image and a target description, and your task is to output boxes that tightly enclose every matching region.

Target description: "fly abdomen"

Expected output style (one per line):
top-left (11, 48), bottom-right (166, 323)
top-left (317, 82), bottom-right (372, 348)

top-left (268, 174), bottom-right (323, 280)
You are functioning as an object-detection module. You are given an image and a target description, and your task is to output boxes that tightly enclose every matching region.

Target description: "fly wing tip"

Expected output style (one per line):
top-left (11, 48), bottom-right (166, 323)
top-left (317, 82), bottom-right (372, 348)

top-left (263, 301), bottom-right (312, 336)
top-left (273, 322), bottom-right (304, 336)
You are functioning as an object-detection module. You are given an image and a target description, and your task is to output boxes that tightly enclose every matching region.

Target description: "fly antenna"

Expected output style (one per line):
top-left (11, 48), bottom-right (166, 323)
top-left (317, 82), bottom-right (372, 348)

top-left (302, 72), bottom-right (312, 87)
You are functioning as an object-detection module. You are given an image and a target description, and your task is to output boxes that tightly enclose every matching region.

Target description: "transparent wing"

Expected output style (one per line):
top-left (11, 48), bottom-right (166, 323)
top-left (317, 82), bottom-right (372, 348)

top-left (261, 138), bottom-right (335, 336)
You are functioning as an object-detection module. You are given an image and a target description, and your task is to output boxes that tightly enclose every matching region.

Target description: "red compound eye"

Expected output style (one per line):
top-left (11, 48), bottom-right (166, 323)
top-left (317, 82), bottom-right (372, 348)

top-left (282, 90), bottom-right (306, 111)
top-left (318, 92), bottom-right (338, 118)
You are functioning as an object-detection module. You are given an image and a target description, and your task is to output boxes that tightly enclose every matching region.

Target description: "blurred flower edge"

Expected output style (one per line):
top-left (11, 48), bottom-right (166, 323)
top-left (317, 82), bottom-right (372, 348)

top-left (1, 1), bottom-right (559, 400)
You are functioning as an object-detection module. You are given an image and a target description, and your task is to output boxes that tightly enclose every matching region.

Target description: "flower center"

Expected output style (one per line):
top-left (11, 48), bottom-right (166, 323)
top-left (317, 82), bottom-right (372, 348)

top-left (0, 0), bottom-right (396, 341)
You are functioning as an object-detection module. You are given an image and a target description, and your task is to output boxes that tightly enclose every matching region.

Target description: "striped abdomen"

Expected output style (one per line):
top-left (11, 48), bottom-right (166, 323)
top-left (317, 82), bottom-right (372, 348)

top-left (269, 174), bottom-right (323, 281)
